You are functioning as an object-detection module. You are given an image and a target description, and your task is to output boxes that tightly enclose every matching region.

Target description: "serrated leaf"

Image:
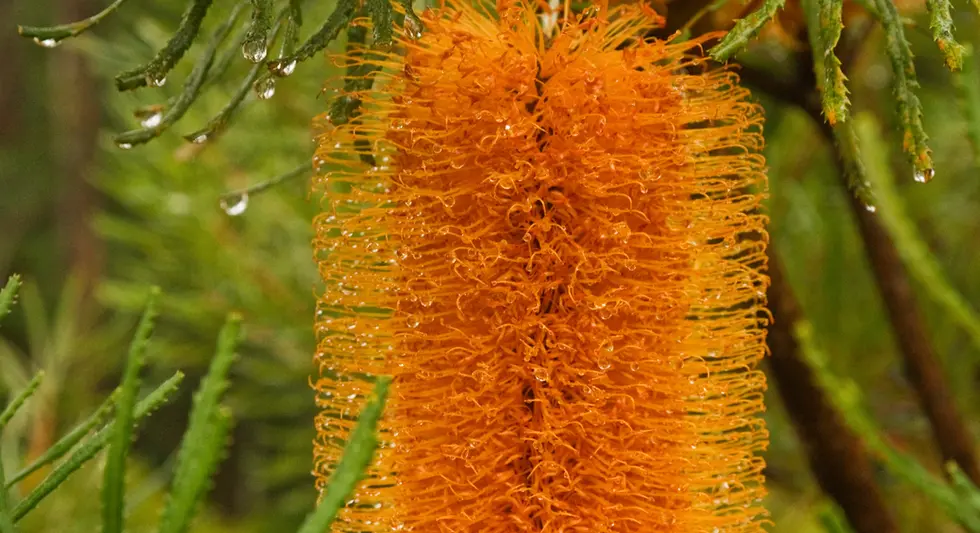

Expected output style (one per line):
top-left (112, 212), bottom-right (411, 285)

top-left (709, 0), bottom-right (787, 61)
top-left (102, 287), bottom-right (160, 533)
top-left (802, 0), bottom-right (849, 124)
top-left (296, 376), bottom-right (390, 533)
top-left (156, 314), bottom-right (242, 533)
top-left (12, 373), bottom-right (183, 522)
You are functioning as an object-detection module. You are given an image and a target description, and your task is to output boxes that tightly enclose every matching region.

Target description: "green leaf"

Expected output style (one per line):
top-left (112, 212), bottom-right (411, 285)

top-left (114, 0), bottom-right (216, 91)
top-left (854, 112), bottom-right (980, 360)
top-left (113, 3), bottom-right (247, 148)
top-left (872, 0), bottom-right (934, 179)
top-left (830, 119), bottom-right (876, 209)
top-left (367, 0), bottom-right (393, 48)
top-left (12, 373), bottom-right (184, 522)
top-left (0, 372), bottom-right (44, 434)
top-left (0, 275), bottom-right (22, 328)
top-left (802, 0), bottom-right (849, 124)
top-left (102, 287), bottom-right (160, 533)
top-left (296, 376), bottom-right (391, 533)
top-left (953, 45), bottom-right (980, 166)
top-left (6, 390), bottom-right (117, 488)
top-left (793, 321), bottom-right (980, 530)
top-left (17, 0), bottom-right (129, 47)
top-left (242, 0), bottom-right (274, 63)
top-left (156, 314), bottom-right (242, 533)
top-left (0, 443), bottom-right (14, 533)
top-left (925, 0), bottom-right (965, 70)
top-left (278, 0), bottom-right (357, 66)
top-left (708, 0), bottom-right (787, 61)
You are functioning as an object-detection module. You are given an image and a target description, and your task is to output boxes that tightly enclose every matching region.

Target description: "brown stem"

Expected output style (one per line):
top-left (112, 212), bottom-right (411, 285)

top-left (766, 250), bottom-right (899, 533)
top-left (738, 47), bottom-right (980, 485)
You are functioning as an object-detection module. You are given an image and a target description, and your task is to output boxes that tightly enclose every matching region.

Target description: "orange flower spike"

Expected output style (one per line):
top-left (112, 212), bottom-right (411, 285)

top-left (313, 2), bottom-right (770, 532)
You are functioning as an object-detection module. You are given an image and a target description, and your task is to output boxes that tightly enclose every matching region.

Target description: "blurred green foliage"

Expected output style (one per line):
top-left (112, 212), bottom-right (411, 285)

top-left (1, 0), bottom-right (980, 532)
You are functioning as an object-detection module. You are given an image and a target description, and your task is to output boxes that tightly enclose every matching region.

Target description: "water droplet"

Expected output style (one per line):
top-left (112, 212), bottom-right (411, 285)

top-left (242, 39), bottom-right (268, 63)
top-left (148, 75), bottom-right (167, 88)
top-left (598, 359), bottom-right (611, 371)
top-left (254, 77), bottom-right (276, 99)
top-left (220, 193), bottom-right (249, 216)
top-left (140, 112), bottom-right (163, 128)
top-left (406, 315), bottom-right (420, 328)
top-left (117, 142), bottom-right (133, 150)
top-left (913, 167), bottom-right (935, 183)
top-left (863, 203), bottom-right (877, 213)
top-left (404, 15), bottom-right (423, 40)
top-left (271, 59), bottom-right (297, 77)
top-left (192, 133), bottom-right (208, 144)
top-left (34, 37), bottom-right (60, 48)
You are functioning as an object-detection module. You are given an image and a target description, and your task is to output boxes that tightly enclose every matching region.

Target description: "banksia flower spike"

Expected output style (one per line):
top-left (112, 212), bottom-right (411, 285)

top-left (312, 1), bottom-right (770, 531)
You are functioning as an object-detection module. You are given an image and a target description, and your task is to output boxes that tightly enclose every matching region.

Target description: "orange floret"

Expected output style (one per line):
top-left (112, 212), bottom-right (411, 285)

top-left (312, 2), bottom-right (770, 531)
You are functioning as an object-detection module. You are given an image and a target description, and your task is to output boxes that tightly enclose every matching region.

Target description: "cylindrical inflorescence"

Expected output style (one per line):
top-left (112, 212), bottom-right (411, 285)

top-left (312, 2), bottom-right (770, 531)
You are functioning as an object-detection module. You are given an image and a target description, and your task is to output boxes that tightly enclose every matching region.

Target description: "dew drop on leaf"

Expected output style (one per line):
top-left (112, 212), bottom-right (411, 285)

top-left (34, 37), bottom-right (60, 48)
top-left (220, 193), bottom-right (249, 216)
top-left (242, 39), bottom-right (268, 63)
top-left (254, 77), bottom-right (276, 100)
top-left (140, 112), bottom-right (163, 128)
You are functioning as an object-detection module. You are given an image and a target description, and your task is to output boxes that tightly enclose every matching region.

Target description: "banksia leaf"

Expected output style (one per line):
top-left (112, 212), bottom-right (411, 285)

top-left (297, 377), bottom-right (390, 533)
top-left (114, 0), bottom-right (215, 91)
top-left (802, 0), bottom-right (849, 124)
top-left (924, 0), bottom-right (965, 71)
top-left (102, 287), bottom-right (160, 533)
top-left (872, 0), bottom-right (934, 180)
top-left (7, 391), bottom-right (117, 487)
top-left (0, 372), bottom-right (44, 434)
top-left (0, 455), bottom-right (12, 533)
top-left (13, 373), bottom-right (183, 522)
top-left (157, 314), bottom-right (242, 533)
top-left (954, 45), bottom-right (980, 166)
top-left (17, 0), bottom-right (129, 48)
top-left (0, 275), bottom-right (22, 327)
top-left (853, 113), bottom-right (980, 360)
top-left (710, 0), bottom-right (787, 61)
top-left (312, 2), bottom-right (770, 531)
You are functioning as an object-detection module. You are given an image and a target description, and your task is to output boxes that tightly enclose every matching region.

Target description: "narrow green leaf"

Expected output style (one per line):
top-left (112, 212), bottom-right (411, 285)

top-left (12, 373), bottom-right (183, 522)
top-left (802, 0), bottom-right (849, 124)
top-left (953, 45), bottom-right (980, 166)
top-left (296, 376), bottom-right (391, 533)
top-left (925, 0), bottom-right (965, 70)
top-left (854, 112), bottom-right (980, 359)
top-left (708, 0), bottom-right (787, 61)
top-left (0, 444), bottom-right (15, 533)
top-left (367, 0), bottom-right (393, 48)
top-left (102, 287), bottom-right (160, 533)
top-left (0, 276), bottom-right (22, 327)
top-left (17, 0), bottom-right (129, 47)
top-left (329, 19), bottom-right (383, 129)
top-left (278, 0), bottom-right (357, 66)
top-left (872, 0), bottom-right (934, 179)
top-left (156, 314), bottom-right (242, 533)
top-left (184, 10), bottom-right (289, 144)
top-left (218, 161), bottom-right (312, 208)
top-left (115, 0), bottom-right (216, 91)
top-left (6, 391), bottom-right (117, 488)
top-left (0, 372), bottom-right (44, 434)
top-left (113, 3), bottom-right (246, 148)
top-left (830, 119), bottom-right (876, 210)
top-left (794, 321), bottom-right (980, 530)
top-left (242, 0), bottom-right (273, 63)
